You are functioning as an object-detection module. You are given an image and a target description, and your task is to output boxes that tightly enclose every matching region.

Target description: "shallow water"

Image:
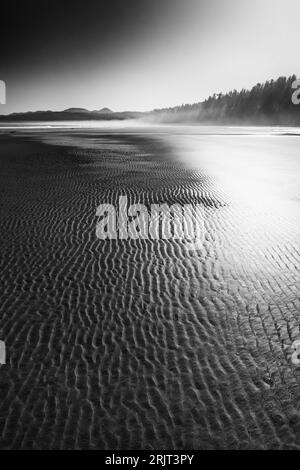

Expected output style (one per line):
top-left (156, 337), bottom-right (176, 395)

top-left (0, 126), bottom-right (300, 449)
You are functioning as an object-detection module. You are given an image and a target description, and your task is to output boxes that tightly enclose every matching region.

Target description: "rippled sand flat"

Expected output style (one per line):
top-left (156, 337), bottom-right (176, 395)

top-left (0, 128), bottom-right (300, 449)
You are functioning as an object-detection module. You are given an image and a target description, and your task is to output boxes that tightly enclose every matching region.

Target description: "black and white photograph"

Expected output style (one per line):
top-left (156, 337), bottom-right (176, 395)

top-left (0, 0), bottom-right (300, 455)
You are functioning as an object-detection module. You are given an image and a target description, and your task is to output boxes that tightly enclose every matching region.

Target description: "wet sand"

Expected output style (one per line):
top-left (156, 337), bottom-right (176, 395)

top-left (0, 130), bottom-right (300, 449)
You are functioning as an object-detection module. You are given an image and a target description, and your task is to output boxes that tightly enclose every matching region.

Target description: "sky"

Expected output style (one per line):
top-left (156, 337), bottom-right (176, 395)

top-left (0, 0), bottom-right (300, 114)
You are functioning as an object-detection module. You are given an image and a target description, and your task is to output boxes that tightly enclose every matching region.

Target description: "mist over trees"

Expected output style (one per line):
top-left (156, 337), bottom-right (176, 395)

top-left (1, 75), bottom-right (299, 126)
top-left (150, 75), bottom-right (300, 125)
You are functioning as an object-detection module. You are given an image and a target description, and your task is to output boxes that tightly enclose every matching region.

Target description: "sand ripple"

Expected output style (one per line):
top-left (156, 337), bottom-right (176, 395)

top-left (0, 132), bottom-right (300, 449)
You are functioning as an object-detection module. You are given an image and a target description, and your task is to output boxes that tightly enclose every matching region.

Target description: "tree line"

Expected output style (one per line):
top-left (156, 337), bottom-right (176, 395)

top-left (151, 75), bottom-right (300, 125)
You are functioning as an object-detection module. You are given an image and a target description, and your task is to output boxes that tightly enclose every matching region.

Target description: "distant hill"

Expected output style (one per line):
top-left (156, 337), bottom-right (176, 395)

top-left (63, 107), bottom-right (91, 113)
top-left (0, 107), bottom-right (141, 122)
top-left (149, 75), bottom-right (300, 125)
top-left (97, 107), bottom-right (113, 113)
top-left (56, 107), bottom-right (113, 114)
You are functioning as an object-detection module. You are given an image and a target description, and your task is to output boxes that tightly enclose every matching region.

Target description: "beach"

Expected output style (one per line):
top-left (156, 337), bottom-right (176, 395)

top-left (0, 126), bottom-right (300, 449)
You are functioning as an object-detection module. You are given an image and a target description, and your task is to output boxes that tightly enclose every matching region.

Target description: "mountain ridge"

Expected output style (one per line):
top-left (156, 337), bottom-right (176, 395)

top-left (1, 75), bottom-right (299, 125)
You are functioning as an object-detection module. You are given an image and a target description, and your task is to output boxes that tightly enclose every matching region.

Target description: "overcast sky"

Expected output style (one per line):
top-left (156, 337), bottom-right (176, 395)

top-left (1, 0), bottom-right (300, 113)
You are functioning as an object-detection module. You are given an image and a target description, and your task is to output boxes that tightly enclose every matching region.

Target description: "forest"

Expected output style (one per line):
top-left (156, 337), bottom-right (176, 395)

top-left (151, 75), bottom-right (300, 125)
